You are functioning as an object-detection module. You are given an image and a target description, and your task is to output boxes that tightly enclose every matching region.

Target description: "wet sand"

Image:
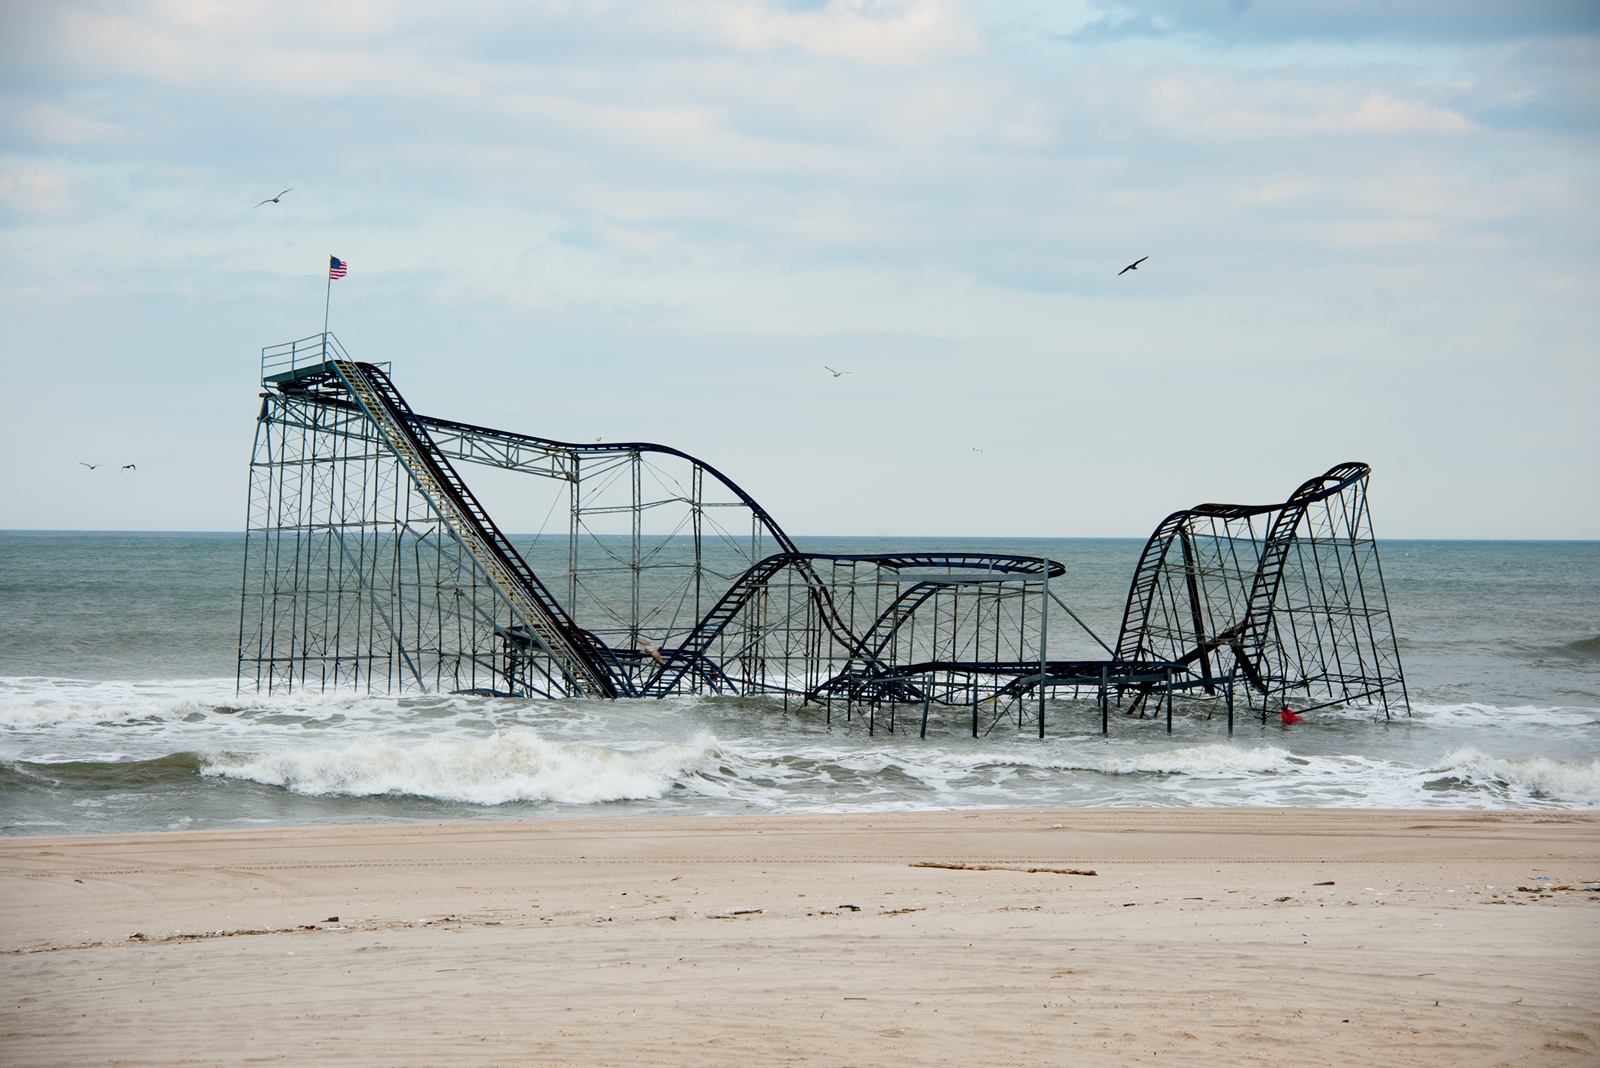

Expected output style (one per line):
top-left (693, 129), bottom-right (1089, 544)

top-left (3, 808), bottom-right (1597, 1066)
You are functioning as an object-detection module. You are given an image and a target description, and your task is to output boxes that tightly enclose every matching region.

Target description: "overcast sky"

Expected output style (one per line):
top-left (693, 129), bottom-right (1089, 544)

top-left (1, 0), bottom-right (1596, 537)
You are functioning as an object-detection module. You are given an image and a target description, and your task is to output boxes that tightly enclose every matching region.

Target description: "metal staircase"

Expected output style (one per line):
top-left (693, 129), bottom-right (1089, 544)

top-left (638, 553), bottom-right (798, 696)
top-left (1226, 467), bottom-right (1366, 690)
top-left (1114, 511), bottom-right (1187, 662)
top-left (331, 359), bottom-right (623, 697)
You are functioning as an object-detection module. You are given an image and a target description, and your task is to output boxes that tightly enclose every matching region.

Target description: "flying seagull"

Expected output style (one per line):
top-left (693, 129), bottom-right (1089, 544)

top-left (635, 636), bottom-right (667, 667)
top-left (824, 366), bottom-right (851, 377)
top-left (253, 188), bottom-right (293, 208)
top-left (79, 462), bottom-right (98, 470)
top-left (1117, 256), bottom-right (1148, 276)
top-left (122, 464), bottom-right (136, 470)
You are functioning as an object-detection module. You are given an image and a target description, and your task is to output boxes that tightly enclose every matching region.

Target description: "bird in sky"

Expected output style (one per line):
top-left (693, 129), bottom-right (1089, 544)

top-left (824, 366), bottom-right (851, 377)
top-left (253, 188), bottom-right (293, 208)
top-left (79, 462), bottom-right (98, 470)
top-left (122, 464), bottom-right (136, 470)
top-left (1118, 256), bottom-right (1148, 276)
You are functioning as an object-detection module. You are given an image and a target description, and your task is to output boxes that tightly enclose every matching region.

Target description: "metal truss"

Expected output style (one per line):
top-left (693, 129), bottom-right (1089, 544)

top-left (239, 335), bottom-right (1407, 734)
top-left (1114, 463), bottom-right (1408, 719)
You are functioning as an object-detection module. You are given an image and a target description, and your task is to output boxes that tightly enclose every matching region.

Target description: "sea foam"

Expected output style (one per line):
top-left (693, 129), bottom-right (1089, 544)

top-left (1076, 743), bottom-right (1297, 777)
top-left (1438, 748), bottom-right (1600, 804)
top-left (0, 677), bottom-right (236, 729)
top-left (1409, 701), bottom-right (1600, 731)
top-left (201, 731), bottom-right (722, 805)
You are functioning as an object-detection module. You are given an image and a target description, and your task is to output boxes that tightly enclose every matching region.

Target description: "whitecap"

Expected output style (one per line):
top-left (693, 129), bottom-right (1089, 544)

top-left (1407, 702), bottom-right (1600, 731)
top-left (1436, 748), bottom-right (1600, 805)
top-left (0, 677), bottom-right (237, 729)
top-left (1083, 743), bottom-right (1297, 777)
top-left (200, 730), bottom-right (723, 806)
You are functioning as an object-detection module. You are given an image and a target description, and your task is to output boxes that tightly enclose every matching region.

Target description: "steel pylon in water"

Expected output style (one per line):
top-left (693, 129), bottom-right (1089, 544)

top-left (238, 334), bottom-right (1407, 732)
top-left (1113, 463), bottom-right (1408, 720)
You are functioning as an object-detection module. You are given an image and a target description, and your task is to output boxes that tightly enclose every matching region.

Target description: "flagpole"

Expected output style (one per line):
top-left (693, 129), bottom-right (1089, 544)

top-left (322, 256), bottom-right (332, 340)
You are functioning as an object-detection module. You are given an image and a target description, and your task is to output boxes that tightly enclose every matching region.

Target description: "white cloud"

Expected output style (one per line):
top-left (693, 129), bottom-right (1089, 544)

top-left (0, 1), bottom-right (1595, 535)
top-left (1138, 71), bottom-right (1472, 140)
top-left (1349, 93), bottom-right (1471, 134)
top-left (0, 164), bottom-right (75, 215)
top-left (17, 104), bottom-right (124, 146)
top-left (1074, 0), bottom-right (1599, 45)
top-left (718, 0), bottom-right (982, 64)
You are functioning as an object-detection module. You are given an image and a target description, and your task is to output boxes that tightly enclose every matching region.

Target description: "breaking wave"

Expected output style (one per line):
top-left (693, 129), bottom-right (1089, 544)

top-left (1552, 635), bottom-right (1600, 662)
top-left (1434, 749), bottom-right (1600, 805)
top-left (0, 677), bottom-right (238, 730)
top-left (1407, 702), bottom-right (1600, 730)
top-left (200, 731), bottom-right (723, 806)
top-left (1076, 744), bottom-right (1296, 777)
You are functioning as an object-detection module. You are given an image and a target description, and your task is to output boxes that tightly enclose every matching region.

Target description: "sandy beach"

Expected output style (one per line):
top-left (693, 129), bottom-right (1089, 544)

top-left (2, 809), bottom-right (1596, 1066)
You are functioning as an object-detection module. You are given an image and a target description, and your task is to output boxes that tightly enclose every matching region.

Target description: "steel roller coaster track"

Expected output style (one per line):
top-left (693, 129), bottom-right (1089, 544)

top-left (239, 334), bottom-right (1407, 734)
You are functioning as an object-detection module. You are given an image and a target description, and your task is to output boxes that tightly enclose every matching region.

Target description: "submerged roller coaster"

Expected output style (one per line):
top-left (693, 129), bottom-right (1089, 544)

top-left (239, 334), bottom-right (1407, 733)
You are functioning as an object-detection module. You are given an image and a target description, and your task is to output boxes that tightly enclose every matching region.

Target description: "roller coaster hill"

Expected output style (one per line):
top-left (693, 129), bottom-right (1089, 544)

top-left (239, 334), bottom-right (1408, 736)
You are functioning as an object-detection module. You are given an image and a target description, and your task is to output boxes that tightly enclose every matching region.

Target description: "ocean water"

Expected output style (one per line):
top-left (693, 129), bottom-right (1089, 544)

top-left (2, 532), bottom-right (1597, 835)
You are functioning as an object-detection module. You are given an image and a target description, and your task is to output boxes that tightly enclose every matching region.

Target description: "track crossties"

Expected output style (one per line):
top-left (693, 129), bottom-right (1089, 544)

top-left (240, 334), bottom-right (1406, 732)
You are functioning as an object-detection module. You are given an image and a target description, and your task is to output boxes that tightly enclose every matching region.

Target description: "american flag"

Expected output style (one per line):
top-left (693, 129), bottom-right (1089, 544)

top-left (328, 256), bottom-right (348, 279)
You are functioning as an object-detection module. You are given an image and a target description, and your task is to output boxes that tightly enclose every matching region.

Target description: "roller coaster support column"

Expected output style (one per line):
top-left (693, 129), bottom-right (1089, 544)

top-left (1038, 558), bottom-right (1050, 739)
top-left (1100, 665), bottom-right (1109, 735)
top-left (1226, 673), bottom-right (1235, 735)
top-left (1165, 668), bottom-right (1173, 734)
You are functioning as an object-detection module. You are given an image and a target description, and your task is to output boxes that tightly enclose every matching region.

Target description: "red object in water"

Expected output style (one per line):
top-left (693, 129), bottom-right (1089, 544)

top-left (1280, 707), bottom-right (1303, 724)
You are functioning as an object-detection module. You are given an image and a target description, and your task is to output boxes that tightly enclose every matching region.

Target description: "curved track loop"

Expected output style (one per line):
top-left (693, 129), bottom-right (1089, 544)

top-left (408, 414), bottom-right (800, 557)
top-left (1112, 462), bottom-right (1406, 716)
top-left (400, 415), bottom-right (892, 685)
top-left (245, 336), bottom-right (1404, 721)
top-left (639, 554), bottom-right (1065, 699)
top-left (258, 341), bottom-right (890, 697)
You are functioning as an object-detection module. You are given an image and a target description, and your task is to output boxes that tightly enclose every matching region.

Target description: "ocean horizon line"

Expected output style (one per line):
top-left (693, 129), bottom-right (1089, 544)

top-left (3, 529), bottom-right (1598, 544)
